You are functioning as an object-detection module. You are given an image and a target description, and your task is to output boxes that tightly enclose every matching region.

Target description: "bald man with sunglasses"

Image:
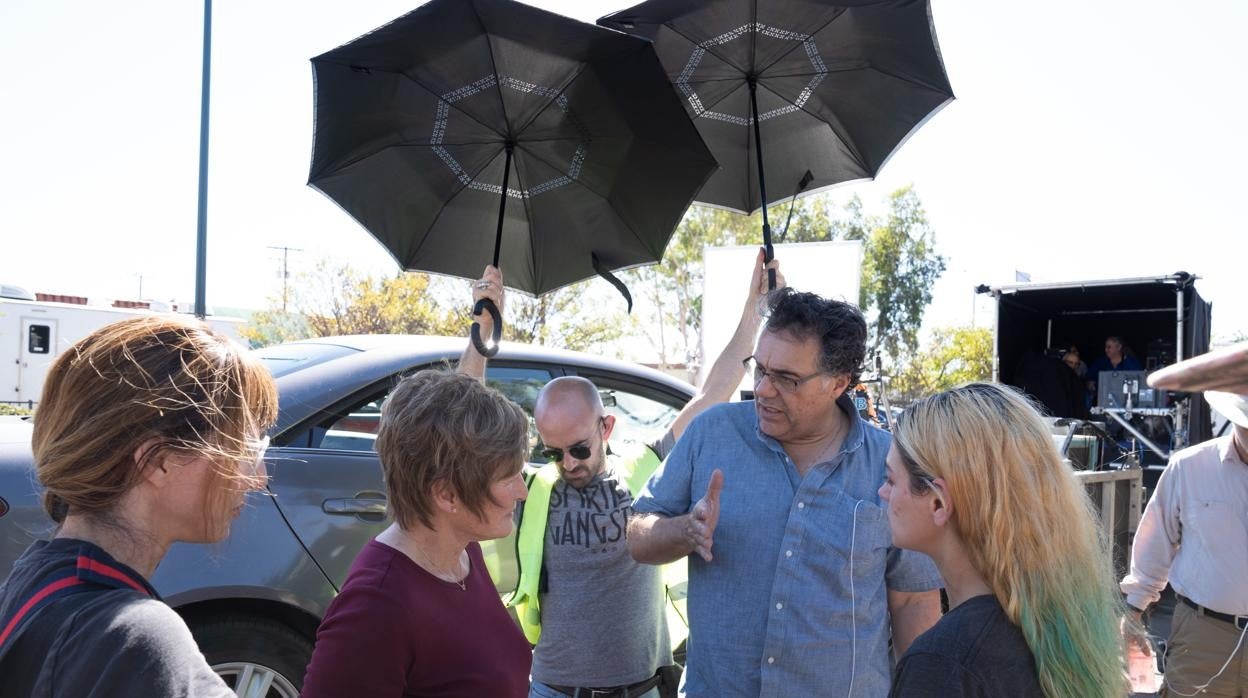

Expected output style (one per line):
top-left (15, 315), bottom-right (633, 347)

top-left (465, 251), bottom-right (781, 698)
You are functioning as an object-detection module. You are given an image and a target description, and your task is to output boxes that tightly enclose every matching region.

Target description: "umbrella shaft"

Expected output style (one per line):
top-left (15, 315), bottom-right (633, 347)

top-left (749, 81), bottom-right (772, 262)
top-left (493, 146), bottom-right (513, 269)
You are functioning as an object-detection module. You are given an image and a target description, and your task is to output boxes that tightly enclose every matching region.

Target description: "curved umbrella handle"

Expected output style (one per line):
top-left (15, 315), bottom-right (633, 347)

top-left (471, 298), bottom-right (502, 358)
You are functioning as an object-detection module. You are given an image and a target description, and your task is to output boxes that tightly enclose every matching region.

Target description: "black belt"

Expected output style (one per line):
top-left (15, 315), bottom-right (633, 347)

top-left (1178, 594), bottom-right (1248, 630)
top-left (546, 673), bottom-right (663, 698)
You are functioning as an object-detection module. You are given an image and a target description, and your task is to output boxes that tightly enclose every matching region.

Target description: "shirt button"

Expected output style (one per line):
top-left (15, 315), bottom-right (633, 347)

top-left (776, 602), bottom-right (784, 610)
top-left (768, 657), bottom-right (775, 665)
top-left (797, 502), bottom-right (805, 510)
top-left (785, 550), bottom-right (793, 558)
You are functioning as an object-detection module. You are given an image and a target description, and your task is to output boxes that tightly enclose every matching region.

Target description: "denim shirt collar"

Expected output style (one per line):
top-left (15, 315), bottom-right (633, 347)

top-left (753, 394), bottom-right (865, 470)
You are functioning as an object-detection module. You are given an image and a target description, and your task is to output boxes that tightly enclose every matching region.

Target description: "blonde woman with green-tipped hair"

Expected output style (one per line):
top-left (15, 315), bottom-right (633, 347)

top-left (878, 383), bottom-right (1130, 698)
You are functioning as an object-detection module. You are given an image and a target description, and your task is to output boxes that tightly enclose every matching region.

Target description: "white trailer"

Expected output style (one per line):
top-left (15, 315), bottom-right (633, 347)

top-left (0, 294), bottom-right (244, 406)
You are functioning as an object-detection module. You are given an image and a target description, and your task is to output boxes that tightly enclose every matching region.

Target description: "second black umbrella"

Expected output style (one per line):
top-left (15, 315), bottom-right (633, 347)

top-left (601, 0), bottom-right (955, 287)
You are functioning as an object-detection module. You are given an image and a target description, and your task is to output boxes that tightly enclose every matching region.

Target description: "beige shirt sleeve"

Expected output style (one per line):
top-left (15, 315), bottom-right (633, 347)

top-left (1120, 436), bottom-right (1248, 615)
top-left (1119, 460), bottom-right (1183, 611)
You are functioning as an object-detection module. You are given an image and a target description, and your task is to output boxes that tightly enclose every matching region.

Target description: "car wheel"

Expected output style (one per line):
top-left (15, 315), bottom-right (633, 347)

top-left (192, 614), bottom-right (311, 698)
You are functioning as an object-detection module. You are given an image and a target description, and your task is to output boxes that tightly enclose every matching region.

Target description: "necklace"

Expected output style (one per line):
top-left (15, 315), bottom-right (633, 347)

top-left (411, 544), bottom-right (469, 591)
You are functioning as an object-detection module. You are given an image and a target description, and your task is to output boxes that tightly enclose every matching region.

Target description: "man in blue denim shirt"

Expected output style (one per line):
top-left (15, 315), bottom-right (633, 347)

top-left (629, 290), bottom-right (943, 697)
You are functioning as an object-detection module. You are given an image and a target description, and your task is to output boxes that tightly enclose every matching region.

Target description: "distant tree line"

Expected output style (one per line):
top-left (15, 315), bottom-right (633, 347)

top-left (242, 186), bottom-right (983, 403)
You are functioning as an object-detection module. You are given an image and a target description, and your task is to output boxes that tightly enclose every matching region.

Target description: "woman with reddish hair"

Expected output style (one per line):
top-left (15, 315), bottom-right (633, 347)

top-left (0, 316), bottom-right (277, 697)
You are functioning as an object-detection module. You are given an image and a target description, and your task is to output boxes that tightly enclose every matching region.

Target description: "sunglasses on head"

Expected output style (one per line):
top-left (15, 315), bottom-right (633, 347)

top-left (541, 443), bottom-right (593, 463)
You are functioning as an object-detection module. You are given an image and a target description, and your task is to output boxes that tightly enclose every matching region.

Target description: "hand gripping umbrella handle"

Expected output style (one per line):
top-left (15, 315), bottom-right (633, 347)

top-left (471, 298), bottom-right (502, 358)
top-left (764, 238), bottom-right (777, 291)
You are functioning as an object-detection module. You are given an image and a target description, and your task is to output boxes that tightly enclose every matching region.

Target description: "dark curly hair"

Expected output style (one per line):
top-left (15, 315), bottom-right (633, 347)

top-left (763, 288), bottom-right (868, 388)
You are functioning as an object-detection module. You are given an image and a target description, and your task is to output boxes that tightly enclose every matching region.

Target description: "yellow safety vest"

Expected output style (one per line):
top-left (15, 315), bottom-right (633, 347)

top-left (508, 441), bottom-right (689, 647)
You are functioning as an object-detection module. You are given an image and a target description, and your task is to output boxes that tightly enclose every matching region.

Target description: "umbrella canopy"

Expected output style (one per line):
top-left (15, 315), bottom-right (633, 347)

top-left (309, 0), bottom-right (718, 299)
top-left (599, 0), bottom-right (955, 216)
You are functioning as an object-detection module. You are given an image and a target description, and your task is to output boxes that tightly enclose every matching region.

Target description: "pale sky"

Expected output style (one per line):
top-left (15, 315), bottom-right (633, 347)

top-left (2, 0), bottom-right (1245, 352)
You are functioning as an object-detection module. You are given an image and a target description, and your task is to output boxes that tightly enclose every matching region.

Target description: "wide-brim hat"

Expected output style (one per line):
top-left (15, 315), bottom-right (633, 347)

top-left (1149, 342), bottom-right (1248, 394)
top-left (1206, 390), bottom-right (1248, 429)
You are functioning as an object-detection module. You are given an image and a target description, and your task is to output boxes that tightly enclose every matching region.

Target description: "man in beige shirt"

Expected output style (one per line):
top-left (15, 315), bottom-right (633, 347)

top-left (1121, 357), bottom-right (1248, 697)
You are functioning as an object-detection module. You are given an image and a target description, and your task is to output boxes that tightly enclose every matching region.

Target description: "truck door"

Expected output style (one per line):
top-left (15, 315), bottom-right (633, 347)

top-left (17, 318), bottom-right (56, 402)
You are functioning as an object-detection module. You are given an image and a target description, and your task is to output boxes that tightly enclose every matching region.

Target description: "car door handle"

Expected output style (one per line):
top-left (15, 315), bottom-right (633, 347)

top-left (322, 497), bottom-right (387, 515)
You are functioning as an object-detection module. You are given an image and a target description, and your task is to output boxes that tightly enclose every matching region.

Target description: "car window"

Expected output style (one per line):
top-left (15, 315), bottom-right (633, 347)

top-left (317, 366), bottom-right (555, 457)
top-left (485, 367), bottom-right (555, 462)
top-left (600, 386), bottom-right (681, 450)
top-left (559, 371), bottom-right (687, 451)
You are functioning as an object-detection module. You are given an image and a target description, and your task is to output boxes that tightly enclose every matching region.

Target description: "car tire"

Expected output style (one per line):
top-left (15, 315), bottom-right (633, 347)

top-left (192, 613), bottom-right (312, 698)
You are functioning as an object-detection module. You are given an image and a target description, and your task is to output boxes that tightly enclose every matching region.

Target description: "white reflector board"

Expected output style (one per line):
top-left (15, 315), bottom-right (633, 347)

top-left (700, 241), bottom-right (863, 395)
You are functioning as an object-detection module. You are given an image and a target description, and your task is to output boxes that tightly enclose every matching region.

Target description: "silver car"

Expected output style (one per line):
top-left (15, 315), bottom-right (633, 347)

top-left (0, 335), bottom-right (694, 697)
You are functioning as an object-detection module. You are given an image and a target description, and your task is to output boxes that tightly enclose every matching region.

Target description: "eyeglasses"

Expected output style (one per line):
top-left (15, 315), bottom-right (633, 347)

top-left (540, 418), bottom-right (605, 463)
top-left (742, 356), bottom-right (829, 394)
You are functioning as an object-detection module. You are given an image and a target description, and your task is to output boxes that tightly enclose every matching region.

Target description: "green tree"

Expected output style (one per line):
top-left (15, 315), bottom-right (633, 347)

top-left (629, 188), bottom-right (943, 376)
top-left (889, 326), bottom-right (993, 405)
top-left (504, 281), bottom-right (627, 353)
top-left (243, 259), bottom-right (627, 353)
top-left (238, 308), bottom-right (312, 347)
top-left (242, 261), bottom-right (460, 347)
top-left (630, 207), bottom-right (746, 369)
top-left (773, 187), bottom-right (947, 366)
top-left (624, 199), bottom-right (831, 372)
top-left (853, 187), bottom-right (947, 363)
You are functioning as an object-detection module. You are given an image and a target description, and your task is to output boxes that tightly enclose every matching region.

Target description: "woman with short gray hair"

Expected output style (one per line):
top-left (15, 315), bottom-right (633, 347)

top-left (302, 369), bottom-right (532, 697)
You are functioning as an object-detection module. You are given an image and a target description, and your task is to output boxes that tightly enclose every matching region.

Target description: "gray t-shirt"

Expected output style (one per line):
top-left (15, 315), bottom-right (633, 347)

top-left (530, 441), bottom-right (673, 686)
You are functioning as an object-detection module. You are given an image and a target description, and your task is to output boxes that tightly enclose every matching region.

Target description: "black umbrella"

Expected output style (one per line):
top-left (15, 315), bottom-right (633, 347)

top-left (600, 0), bottom-right (954, 287)
top-left (310, 0), bottom-right (717, 355)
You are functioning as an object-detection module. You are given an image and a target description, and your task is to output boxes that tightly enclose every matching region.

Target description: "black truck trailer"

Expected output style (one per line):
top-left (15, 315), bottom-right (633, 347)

top-left (978, 272), bottom-right (1213, 478)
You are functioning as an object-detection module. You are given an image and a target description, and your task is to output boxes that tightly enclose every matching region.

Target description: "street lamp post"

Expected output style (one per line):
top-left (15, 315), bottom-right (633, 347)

top-left (194, 0), bottom-right (212, 319)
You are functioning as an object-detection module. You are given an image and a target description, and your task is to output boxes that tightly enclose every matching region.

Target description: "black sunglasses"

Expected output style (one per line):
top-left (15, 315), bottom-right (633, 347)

top-left (541, 443), bottom-right (593, 463)
top-left (540, 417), bottom-right (606, 463)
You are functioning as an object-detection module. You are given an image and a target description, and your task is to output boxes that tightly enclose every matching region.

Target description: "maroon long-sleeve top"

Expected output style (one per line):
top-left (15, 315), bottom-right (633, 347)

top-left (302, 539), bottom-right (531, 697)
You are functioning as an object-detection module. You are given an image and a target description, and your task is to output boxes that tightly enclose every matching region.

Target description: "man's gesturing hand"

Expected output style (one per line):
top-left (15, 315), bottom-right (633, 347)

top-left (687, 469), bottom-right (724, 562)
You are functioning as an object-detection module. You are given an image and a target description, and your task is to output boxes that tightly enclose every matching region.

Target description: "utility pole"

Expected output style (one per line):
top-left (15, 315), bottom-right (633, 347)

top-left (194, 0), bottom-right (212, 319)
top-left (268, 246), bottom-right (303, 311)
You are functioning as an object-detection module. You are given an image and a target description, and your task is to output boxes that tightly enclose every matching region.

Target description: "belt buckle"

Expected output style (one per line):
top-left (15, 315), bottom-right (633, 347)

top-left (587, 690), bottom-right (622, 698)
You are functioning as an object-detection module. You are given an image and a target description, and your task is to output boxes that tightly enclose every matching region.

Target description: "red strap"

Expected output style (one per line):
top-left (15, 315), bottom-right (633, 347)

top-left (0, 548), bottom-right (152, 656)
top-left (0, 576), bottom-right (82, 647)
top-left (77, 556), bottom-right (148, 594)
